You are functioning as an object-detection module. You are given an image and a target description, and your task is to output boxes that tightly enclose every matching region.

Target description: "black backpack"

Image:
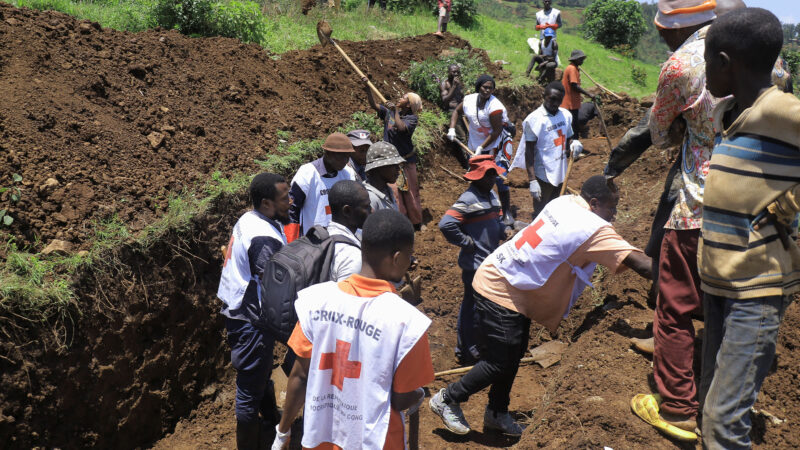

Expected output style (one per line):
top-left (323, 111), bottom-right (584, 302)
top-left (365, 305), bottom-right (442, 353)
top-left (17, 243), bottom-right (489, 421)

top-left (258, 225), bottom-right (359, 343)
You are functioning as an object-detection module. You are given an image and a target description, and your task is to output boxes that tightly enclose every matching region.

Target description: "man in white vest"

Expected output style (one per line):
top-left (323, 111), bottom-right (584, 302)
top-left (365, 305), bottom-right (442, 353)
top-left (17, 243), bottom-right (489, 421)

top-left (512, 81), bottom-right (583, 219)
top-left (430, 176), bottom-right (653, 437)
top-left (285, 132), bottom-right (357, 242)
top-left (535, 0), bottom-right (562, 39)
top-left (217, 173), bottom-right (291, 450)
top-left (272, 209), bottom-right (434, 449)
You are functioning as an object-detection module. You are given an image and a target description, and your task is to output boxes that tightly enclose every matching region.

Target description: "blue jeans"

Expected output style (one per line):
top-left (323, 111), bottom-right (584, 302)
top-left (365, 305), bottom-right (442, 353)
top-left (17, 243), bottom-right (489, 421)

top-left (456, 270), bottom-right (479, 360)
top-left (226, 318), bottom-right (275, 424)
top-left (700, 293), bottom-right (793, 449)
top-left (495, 160), bottom-right (509, 193)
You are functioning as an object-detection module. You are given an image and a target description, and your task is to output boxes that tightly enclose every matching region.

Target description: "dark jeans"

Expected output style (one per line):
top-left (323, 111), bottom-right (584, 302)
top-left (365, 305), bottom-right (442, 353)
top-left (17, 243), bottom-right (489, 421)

top-left (526, 55), bottom-right (556, 83)
top-left (456, 270), bottom-right (479, 360)
top-left (533, 177), bottom-right (561, 219)
top-left (700, 294), bottom-right (793, 449)
top-left (226, 318), bottom-right (276, 424)
top-left (445, 293), bottom-right (531, 412)
top-left (568, 103), bottom-right (598, 138)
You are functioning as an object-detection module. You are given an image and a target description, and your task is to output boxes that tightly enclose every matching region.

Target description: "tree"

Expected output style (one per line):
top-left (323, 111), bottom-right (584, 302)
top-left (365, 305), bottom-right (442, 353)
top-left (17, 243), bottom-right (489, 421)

top-left (582, 0), bottom-right (647, 50)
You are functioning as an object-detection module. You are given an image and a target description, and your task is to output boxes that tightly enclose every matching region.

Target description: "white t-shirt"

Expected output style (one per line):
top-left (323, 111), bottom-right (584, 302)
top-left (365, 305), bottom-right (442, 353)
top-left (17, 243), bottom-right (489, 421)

top-left (536, 7), bottom-right (561, 38)
top-left (512, 105), bottom-right (573, 186)
top-left (463, 93), bottom-right (509, 152)
top-left (291, 159), bottom-right (357, 236)
top-left (327, 221), bottom-right (362, 282)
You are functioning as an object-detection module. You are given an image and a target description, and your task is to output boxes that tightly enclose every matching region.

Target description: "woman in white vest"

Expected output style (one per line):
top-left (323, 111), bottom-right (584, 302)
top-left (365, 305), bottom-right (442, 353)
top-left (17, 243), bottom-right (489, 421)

top-left (430, 176), bottom-right (653, 437)
top-left (447, 74), bottom-right (515, 225)
top-left (273, 209), bottom-right (434, 450)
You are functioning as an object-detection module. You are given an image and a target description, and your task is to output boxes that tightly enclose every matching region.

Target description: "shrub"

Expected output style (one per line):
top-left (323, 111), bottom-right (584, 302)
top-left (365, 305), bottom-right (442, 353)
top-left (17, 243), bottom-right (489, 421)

top-left (782, 48), bottom-right (800, 76)
top-left (631, 65), bottom-right (646, 87)
top-left (582, 0), bottom-right (647, 50)
top-left (401, 48), bottom-right (487, 106)
top-left (153, 0), bottom-right (267, 43)
top-left (450, 0), bottom-right (477, 28)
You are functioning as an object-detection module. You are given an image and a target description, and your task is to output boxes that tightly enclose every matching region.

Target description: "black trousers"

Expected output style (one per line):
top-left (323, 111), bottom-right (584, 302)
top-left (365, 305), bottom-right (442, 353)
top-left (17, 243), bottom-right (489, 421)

top-left (533, 178), bottom-right (561, 220)
top-left (568, 102), bottom-right (598, 138)
top-left (445, 293), bottom-right (531, 412)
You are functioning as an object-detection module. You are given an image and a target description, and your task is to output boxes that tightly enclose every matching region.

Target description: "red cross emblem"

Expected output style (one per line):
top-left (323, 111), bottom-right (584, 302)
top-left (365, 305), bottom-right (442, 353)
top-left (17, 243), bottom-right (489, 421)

top-left (223, 235), bottom-right (234, 267)
top-left (553, 129), bottom-right (566, 150)
top-left (325, 205), bottom-right (331, 215)
top-left (319, 339), bottom-right (362, 391)
top-left (515, 219), bottom-right (545, 251)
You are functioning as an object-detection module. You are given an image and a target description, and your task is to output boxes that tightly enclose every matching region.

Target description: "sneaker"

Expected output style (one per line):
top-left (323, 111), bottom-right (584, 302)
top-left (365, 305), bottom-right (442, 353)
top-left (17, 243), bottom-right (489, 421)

top-left (429, 389), bottom-right (470, 435)
top-left (483, 407), bottom-right (524, 436)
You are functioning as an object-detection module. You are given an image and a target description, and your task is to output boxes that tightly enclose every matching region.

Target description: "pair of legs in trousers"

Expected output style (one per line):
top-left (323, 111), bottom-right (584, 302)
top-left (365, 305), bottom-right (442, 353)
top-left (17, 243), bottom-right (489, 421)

top-left (532, 177), bottom-right (561, 220)
top-left (700, 294), bottom-right (793, 449)
top-left (456, 270), bottom-right (479, 364)
top-left (445, 293), bottom-right (531, 412)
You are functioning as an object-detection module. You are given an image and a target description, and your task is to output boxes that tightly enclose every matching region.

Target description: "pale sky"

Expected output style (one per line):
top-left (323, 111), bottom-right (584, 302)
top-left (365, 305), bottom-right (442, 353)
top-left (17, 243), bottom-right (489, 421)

top-left (639, 0), bottom-right (796, 24)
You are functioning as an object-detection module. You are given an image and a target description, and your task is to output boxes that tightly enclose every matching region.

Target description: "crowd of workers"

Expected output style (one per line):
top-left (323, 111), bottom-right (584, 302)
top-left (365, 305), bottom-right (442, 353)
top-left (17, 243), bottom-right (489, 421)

top-left (215, 1), bottom-right (800, 449)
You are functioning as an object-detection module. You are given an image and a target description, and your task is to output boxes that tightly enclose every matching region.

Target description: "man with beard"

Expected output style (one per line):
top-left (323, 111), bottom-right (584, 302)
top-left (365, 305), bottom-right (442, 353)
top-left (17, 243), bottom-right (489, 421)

top-left (217, 173), bottom-right (292, 449)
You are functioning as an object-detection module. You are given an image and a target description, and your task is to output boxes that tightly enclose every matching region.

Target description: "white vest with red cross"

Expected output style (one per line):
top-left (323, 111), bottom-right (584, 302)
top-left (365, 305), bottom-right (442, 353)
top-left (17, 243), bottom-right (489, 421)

top-left (485, 195), bottom-right (607, 312)
top-left (294, 281), bottom-right (431, 449)
top-left (292, 160), bottom-right (356, 236)
top-left (463, 93), bottom-right (509, 152)
top-left (512, 106), bottom-right (573, 186)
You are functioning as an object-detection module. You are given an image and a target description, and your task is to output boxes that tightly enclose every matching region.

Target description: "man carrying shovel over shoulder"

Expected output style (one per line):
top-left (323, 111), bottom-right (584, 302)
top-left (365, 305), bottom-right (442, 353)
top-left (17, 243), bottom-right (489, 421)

top-left (511, 81), bottom-right (583, 219)
top-left (430, 176), bottom-right (653, 438)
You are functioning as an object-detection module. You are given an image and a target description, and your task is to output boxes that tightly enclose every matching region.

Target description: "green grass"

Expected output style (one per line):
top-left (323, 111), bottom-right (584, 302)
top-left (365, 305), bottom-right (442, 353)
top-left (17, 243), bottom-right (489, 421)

top-left (11, 0), bottom-right (155, 31)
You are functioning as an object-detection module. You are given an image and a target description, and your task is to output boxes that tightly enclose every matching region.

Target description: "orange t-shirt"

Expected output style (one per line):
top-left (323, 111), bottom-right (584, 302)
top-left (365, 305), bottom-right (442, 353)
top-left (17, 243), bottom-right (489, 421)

top-left (287, 274), bottom-right (435, 450)
top-left (473, 226), bottom-right (639, 333)
top-left (561, 64), bottom-right (582, 110)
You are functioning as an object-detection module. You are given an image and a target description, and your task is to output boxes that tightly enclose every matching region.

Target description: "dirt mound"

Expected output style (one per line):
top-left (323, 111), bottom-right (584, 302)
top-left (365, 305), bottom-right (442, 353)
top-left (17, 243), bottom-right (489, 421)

top-left (0, 3), bottom-right (470, 251)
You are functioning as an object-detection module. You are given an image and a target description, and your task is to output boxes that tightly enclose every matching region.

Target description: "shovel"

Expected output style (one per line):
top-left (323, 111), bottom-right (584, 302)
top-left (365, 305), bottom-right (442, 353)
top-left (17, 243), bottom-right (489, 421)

top-left (317, 20), bottom-right (387, 104)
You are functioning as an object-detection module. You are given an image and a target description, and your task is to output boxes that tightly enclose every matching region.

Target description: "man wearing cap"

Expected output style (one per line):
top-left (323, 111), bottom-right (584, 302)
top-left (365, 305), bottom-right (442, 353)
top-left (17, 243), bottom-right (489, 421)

top-left (511, 81), bottom-right (582, 219)
top-left (526, 27), bottom-right (559, 83)
top-left (561, 49), bottom-right (598, 138)
top-left (364, 141), bottom-right (405, 212)
top-left (346, 129), bottom-right (372, 182)
top-left (535, 0), bottom-right (562, 39)
top-left (439, 155), bottom-right (507, 366)
top-left (430, 176), bottom-right (653, 438)
top-left (285, 132), bottom-right (357, 242)
top-left (629, 0), bottom-right (719, 440)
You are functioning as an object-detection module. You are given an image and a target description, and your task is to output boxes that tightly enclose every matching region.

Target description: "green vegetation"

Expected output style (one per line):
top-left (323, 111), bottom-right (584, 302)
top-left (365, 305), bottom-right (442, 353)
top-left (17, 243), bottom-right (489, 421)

top-left (402, 48), bottom-right (487, 106)
top-left (0, 173), bottom-right (23, 227)
top-left (582, 0), bottom-right (647, 50)
top-left (152, 0), bottom-right (267, 43)
top-left (630, 64), bottom-right (646, 87)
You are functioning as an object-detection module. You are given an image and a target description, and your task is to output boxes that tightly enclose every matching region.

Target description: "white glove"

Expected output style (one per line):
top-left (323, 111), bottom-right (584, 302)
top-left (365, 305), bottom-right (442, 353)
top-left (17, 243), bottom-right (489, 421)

top-left (271, 425), bottom-right (290, 450)
top-left (570, 140), bottom-right (583, 159)
top-left (476, 145), bottom-right (484, 155)
top-left (407, 388), bottom-right (426, 415)
top-left (529, 180), bottom-right (542, 201)
top-left (447, 128), bottom-right (456, 141)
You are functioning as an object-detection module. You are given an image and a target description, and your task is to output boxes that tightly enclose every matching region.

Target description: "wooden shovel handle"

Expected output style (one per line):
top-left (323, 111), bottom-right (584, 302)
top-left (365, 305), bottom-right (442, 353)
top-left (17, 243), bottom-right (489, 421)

top-left (328, 39), bottom-right (387, 103)
top-left (559, 155), bottom-right (574, 196)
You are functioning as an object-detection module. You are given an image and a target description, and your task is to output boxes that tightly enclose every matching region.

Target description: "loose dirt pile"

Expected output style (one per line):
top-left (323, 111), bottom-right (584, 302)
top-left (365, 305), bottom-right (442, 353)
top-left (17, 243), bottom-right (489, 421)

top-left (0, 2), bottom-right (472, 251)
top-left (3, 3), bottom-right (800, 449)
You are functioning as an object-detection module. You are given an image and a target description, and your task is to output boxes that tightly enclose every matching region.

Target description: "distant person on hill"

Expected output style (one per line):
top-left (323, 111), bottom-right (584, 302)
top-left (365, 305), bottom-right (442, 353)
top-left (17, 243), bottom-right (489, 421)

top-left (430, 176), bottom-right (652, 438)
top-left (285, 132), bottom-right (357, 243)
top-left (526, 27), bottom-right (559, 84)
top-left (362, 79), bottom-right (425, 230)
top-left (698, 8), bottom-right (800, 447)
top-left (440, 64), bottom-right (469, 169)
top-left (629, 0), bottom-right (719, 441)
top-left (363, 141), bottom-right (405, 212)
top-left (448, 74), bottom-right (515, 226)
top-left (346, 129), bottom-right (372, 182)
top-left (217, 173), bottom-right (290, 449)
top-left (511, 81), bottom-right (582, 219)
top-left (439, 155), bottom-right (507, 366)
top-left (535, 0), bottom-right (562, 39)
top-left (272, 209), bottom-right (434, 450)
top-left (435, 0), bottom-right (452, 36)
top-left (327, 180), bottom-right (371, 282)
top-left (560, 49), bottom-right (599, 138)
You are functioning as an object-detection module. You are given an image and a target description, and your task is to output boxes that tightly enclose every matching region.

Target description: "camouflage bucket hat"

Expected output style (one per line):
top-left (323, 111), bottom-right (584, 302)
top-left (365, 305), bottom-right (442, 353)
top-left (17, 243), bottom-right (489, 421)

top-left (366, 141), bottom-right (406, 172)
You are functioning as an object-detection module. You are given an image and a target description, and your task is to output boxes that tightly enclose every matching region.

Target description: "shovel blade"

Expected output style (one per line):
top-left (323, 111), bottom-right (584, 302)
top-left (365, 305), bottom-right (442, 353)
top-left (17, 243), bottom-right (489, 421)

top-left (317, 20), bottom-right (333, 46)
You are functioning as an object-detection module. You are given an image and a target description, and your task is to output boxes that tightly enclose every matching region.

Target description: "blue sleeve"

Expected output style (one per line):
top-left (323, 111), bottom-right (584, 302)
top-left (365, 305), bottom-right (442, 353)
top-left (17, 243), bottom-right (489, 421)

top-left (288, 181), bottom-right (306, 226)
top-left (248, 236), bottom-right (284, 277)
top-left (438, 199), bottom-right (472, 248)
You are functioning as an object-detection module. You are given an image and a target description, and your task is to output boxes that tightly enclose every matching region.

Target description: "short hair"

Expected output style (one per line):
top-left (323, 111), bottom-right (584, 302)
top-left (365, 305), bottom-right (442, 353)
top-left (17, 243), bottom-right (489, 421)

top-left (706, 7), bottom-right (783, 74)
top-left (250, 172), bottom-right (286, 209)
top-left (329, 180), bottom-right (368, 217)
top-left (361, 209), bottom-right (414, 260)
top-left (580, 175), bottom-right (617, 203)
top-left (545, 81), bottom-right (565, 95)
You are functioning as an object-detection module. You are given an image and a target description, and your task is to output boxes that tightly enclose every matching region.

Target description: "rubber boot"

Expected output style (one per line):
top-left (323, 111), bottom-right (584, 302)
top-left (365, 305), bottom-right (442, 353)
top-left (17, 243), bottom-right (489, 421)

top-left (236, 420), bottom-right (260, 450)
top-left (498, 190), bottom-right (514, 226)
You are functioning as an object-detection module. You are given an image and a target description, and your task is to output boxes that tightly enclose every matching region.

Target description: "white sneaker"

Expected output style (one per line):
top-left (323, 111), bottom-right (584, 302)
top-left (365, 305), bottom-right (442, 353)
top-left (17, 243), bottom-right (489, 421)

top-left (429, 389), bottom-right (470, 435)
top-left (483, 407), bottom-right (524, 436)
